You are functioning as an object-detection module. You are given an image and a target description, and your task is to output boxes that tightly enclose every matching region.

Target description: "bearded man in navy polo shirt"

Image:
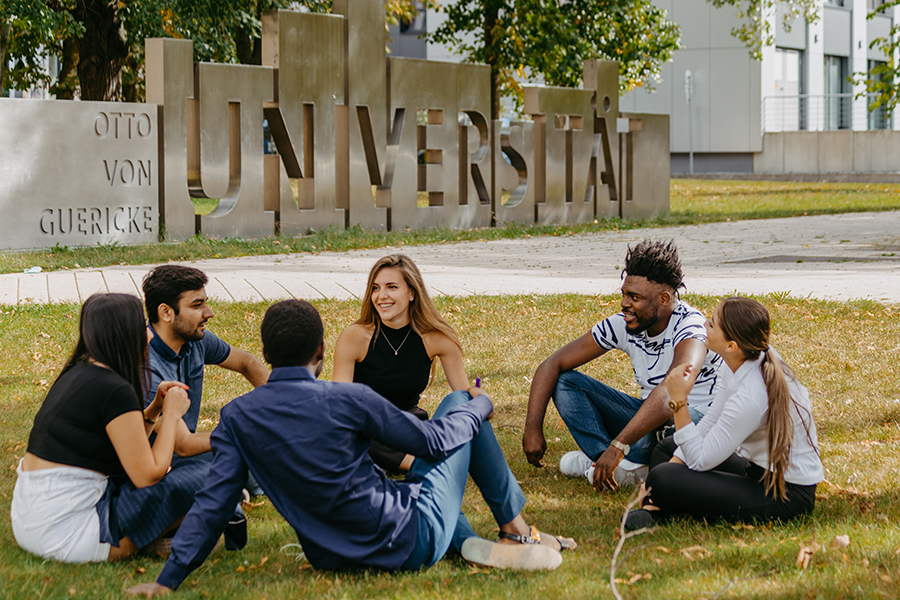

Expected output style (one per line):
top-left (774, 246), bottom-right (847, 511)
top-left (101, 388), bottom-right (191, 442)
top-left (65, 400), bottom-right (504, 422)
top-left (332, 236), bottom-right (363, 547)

top-left (109, 265), bottom-right (269, 556)
top-left (142, 265), bottom-right (270, 456)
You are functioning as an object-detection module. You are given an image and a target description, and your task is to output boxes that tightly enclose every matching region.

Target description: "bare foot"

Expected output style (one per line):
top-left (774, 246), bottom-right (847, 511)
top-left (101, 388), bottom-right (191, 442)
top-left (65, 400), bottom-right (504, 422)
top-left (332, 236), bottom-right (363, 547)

top-left (536, 530), bottom-right (577, 552)
top-left (496, 525), bottom-right (577, 551)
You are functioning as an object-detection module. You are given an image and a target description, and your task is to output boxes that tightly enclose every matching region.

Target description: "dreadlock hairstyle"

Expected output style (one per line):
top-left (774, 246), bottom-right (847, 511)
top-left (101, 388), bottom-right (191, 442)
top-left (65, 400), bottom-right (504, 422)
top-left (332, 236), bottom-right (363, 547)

top-left (717, 297), bottom-right (796, 501)
top-left (357, 254), bottom-right (461, 351)
top-left (622, 239), bottom-right (685, 294)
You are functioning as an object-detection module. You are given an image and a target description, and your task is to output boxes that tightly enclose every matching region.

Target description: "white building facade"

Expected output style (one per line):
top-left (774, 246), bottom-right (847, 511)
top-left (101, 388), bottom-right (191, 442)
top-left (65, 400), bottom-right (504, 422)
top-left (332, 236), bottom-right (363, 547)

top-left (620, 0), bottom-right (899, 173)
top-left (402, 0), bottom-right (900, 174)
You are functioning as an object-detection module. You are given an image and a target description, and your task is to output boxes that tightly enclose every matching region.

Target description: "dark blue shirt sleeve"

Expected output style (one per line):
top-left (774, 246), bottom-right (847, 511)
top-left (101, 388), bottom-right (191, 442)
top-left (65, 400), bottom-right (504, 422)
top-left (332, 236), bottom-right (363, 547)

top-left (156, 417), bottom-right (247, 590)
top-left (360, 389), bottom-right (493, 461)
top-left (201, 330), bottom-right (232, 366)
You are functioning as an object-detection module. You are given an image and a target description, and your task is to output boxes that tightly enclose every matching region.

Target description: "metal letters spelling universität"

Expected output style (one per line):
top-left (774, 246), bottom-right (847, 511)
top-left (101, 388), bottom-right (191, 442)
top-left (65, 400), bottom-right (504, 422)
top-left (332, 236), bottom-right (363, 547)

top-left (0, 0), bottom-right (669, 250)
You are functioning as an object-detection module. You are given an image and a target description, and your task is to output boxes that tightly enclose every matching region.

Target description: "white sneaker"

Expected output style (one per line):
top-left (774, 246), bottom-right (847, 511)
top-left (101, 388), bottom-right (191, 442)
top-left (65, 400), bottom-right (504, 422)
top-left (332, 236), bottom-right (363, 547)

top-left (613, 459), bottom-right (649, 488)
top-left (584, 458), bottom-right (649, 488)
top-left (559, 451), bottom-right (594, 478)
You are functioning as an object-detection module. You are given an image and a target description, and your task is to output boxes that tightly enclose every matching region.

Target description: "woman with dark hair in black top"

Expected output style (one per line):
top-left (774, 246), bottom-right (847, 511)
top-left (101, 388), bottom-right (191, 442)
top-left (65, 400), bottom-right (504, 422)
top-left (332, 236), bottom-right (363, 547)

top-left (11, 293), bottom-right (191, 563)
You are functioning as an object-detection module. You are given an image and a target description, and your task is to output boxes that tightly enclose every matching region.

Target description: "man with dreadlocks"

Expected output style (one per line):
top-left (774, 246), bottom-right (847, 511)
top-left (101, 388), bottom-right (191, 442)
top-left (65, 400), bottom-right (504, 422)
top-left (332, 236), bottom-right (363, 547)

top-left (522, 239), bottom-right (721, 491)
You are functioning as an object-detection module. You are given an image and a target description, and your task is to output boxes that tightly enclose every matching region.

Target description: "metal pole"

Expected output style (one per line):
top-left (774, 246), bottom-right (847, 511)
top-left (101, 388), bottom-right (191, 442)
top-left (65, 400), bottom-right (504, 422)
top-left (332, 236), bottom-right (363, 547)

top-left (685, 69), bottom-right (694, 175)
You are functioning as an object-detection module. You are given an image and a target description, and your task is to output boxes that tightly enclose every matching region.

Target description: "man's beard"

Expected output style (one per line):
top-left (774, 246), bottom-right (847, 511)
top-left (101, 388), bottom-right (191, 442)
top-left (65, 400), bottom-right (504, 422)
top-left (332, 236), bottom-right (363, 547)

top-left (173, 314), bottom-right (205, 342)
top-left (625, 309), bottom-right (659, 335)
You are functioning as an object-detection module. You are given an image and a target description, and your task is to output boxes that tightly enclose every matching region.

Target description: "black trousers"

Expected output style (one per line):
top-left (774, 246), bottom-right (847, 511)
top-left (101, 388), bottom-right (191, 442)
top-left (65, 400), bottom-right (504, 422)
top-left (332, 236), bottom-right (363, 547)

top-left (645, 436), bottom-right (816, 523)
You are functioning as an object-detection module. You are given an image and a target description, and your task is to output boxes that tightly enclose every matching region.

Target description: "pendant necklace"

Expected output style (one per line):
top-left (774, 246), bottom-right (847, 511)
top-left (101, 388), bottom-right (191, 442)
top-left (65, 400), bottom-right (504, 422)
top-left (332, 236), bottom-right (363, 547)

top-left (381, 325), bottom-right (412, 356)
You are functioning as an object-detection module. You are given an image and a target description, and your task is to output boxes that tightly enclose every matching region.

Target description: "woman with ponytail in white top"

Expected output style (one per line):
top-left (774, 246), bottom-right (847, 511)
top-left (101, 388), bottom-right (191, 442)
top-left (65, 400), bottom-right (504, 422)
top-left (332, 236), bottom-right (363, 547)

top-left (625, 297), bottom-right (823, 530)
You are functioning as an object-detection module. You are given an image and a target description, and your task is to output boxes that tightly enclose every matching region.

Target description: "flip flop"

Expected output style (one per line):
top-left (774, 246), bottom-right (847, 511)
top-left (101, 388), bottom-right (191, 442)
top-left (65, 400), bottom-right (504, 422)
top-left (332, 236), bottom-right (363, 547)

top-left (498, 525), bottom-right (577, 552)
top-left (460, 537), bottom-right (562, 571)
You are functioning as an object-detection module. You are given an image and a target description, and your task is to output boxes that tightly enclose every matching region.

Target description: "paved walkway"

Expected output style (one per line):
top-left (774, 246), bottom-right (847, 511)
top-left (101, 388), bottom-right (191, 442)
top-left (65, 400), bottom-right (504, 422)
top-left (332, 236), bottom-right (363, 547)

top-left (2, 211), bottom-right (899, 305)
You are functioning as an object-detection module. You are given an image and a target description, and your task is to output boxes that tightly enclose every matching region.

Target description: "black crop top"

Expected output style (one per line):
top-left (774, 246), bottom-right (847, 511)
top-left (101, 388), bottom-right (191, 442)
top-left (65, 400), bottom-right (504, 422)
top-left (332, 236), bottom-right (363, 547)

top-left (27, 362), bottom-right (143, 475)
top-left (353, 323), bottom-right (432, 411)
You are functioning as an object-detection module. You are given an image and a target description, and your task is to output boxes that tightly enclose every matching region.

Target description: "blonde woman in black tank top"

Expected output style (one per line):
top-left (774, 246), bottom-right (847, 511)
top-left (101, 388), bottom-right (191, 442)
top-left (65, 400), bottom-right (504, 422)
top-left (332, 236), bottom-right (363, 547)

top-left (333, 255), bottom-right (470, 473)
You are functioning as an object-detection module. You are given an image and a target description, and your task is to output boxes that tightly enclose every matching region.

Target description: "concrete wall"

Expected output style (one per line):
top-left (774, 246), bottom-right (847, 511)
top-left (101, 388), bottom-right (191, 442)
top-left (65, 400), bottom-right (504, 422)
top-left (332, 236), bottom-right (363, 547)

top-left (753, 131), bottom-right (900, 173)
top-left (621, 113), bottom-right (670, 220)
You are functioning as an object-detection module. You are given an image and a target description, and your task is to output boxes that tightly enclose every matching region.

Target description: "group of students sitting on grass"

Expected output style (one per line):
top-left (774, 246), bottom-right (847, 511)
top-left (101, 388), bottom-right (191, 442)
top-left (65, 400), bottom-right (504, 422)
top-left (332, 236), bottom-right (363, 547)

top-left (11, 239), bottom-right (822, 596)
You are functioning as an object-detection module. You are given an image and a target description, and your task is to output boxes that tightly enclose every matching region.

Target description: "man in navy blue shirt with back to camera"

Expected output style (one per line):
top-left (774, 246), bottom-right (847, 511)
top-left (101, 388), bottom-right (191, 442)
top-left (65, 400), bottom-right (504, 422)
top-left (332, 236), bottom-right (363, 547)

top-left (127, 299), bottom-right (573, 596)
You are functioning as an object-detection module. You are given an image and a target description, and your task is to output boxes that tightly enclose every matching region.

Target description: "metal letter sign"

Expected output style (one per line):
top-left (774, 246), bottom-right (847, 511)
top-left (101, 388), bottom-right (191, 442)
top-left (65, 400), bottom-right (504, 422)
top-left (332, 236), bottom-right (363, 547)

top-left (262, 10), bottom-right (345, 234)
top-left (0, 0), bottom-right (667, 249)
top-left (0, 98), bottom-right (157, 249)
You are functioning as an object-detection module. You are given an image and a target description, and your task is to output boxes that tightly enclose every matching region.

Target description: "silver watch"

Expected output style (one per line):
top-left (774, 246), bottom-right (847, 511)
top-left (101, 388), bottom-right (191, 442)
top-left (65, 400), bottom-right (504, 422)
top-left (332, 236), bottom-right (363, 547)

top-left (610, 440), bottom-right (630, 456)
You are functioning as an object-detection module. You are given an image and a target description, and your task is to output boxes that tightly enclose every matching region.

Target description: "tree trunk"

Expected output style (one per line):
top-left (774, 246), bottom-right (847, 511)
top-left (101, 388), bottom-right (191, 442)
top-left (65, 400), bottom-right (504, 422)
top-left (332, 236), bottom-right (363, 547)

top-left (483, 4), bottom-right (500, 120)
top-left (0, 18), bottom-right (10, 95)
top-left (72, 0), bottom-right (129, 101)
top-left (54, 36), bottom-right (79, 100)
top-left (235, 25), bottom-right (262, 65)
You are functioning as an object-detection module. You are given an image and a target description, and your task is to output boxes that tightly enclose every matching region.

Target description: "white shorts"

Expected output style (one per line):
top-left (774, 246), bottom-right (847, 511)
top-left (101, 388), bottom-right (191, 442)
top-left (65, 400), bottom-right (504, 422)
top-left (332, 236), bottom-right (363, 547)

top-left (11, 460), bottom-right (111, 563)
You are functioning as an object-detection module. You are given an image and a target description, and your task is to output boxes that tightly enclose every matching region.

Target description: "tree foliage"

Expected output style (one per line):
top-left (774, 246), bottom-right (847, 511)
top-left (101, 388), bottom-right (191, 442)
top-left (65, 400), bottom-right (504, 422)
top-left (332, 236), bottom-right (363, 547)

top-left (3, 0), bottom-right (425, 101)
top-left (428, 0), bottom-right (681, 118)
top-left (708, 0), bottom-right (817, 61)
top-left (853, 1), bottom-right (898, 116)
top-left (0, 0), bottom-right (83, 95)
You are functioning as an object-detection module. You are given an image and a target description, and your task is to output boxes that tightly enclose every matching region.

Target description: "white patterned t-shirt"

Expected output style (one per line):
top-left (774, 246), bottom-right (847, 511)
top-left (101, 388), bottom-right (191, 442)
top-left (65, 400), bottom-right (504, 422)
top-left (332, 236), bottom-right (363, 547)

top-left (589, 300), bottom-right (721, 413)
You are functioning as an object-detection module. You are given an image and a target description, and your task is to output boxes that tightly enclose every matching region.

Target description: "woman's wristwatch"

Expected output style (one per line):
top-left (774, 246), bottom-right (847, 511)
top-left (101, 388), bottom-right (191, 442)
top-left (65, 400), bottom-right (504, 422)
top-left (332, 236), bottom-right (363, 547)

top-left (667, 398), bottom-right (688, 412)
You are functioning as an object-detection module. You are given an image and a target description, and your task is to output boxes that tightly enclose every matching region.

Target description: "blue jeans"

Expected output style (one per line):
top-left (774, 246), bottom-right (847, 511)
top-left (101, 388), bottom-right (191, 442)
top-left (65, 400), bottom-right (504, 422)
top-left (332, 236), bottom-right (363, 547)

top-left (552, 370), bottom-right (700, 465)
top-left (401, 391), bottom-right (526, 570)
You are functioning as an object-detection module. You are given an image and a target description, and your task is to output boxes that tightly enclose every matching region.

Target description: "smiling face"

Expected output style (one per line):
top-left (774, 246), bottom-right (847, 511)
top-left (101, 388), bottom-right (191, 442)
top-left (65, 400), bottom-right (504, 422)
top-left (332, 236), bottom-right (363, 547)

top-left (171, 288), bottom-right (214, 342)
top-left (371, 267), bottom-right (414, 328)
top-left (620, 275), bottom-right (669, 336)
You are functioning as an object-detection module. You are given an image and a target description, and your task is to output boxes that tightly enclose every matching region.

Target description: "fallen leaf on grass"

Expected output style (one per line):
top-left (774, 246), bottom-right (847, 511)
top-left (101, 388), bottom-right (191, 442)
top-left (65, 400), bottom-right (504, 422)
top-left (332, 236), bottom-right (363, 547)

top-left (796, 542), bottom-right (821, 569)
top-left (680, 545), bottom-right (711, 560)
top-left (259, 556), bottom-right (268, 567)
top-left (881, 574), bottom-right (892, 583)
top-left (832, 535), bottom-right (850, 549)
top-left (860, 500), bottom-right (875, 513)
top-left (731, 523), bottom-right (755, 531)
top-left (135, 567), bottom-right (146, 574)
top-left (655, 546), bottom-right (671, 553)
top-left (236, 565), bottom-right (245, 573)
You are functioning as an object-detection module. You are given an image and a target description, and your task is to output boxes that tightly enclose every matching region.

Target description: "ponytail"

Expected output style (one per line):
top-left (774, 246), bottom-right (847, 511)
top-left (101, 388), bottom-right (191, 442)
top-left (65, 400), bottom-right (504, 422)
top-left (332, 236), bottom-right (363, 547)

top-left (760, 350), bottom-right (793, 501)
top-left (719, 297), bottom-right (798, 501)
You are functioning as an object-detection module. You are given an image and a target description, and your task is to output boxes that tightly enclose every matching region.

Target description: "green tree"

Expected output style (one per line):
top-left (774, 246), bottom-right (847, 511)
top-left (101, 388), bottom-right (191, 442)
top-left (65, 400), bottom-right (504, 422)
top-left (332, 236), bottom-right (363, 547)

top-left (0, 0), bottom-right (83, 96)
top-left (4, 0), bottom-right (426, 102)
top-left (428, 0), bottom-right (682, 119)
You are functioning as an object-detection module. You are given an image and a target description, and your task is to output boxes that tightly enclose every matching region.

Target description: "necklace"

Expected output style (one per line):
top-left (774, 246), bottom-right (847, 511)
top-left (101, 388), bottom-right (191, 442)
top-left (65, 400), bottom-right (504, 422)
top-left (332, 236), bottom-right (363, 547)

top-left (380, 325), bottom-right (412, 356)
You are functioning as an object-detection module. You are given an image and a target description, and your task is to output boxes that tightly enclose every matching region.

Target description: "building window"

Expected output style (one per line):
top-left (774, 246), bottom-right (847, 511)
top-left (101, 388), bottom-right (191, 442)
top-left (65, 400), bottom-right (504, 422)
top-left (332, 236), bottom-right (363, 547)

top-left (771, 48), bottom-right (804, 131)
top-left (824, 55), bottom-right (850, 130)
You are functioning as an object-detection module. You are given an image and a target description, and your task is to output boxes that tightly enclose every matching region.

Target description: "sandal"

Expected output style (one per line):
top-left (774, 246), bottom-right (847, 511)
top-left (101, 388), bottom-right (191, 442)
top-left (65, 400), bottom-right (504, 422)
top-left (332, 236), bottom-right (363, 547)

top-left (498, 525), bottom-right (577, 551)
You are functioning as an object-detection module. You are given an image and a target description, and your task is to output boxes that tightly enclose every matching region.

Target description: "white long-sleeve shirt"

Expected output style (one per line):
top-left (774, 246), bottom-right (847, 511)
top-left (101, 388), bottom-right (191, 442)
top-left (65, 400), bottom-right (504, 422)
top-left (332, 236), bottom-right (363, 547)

top-left (673, 350), bottom-right (824, 486)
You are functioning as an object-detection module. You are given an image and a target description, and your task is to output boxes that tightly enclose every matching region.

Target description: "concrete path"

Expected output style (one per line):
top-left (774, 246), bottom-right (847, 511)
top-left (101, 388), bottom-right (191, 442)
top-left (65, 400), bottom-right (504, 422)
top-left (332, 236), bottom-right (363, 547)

top-left (2, 211), bottom-right (899, 305)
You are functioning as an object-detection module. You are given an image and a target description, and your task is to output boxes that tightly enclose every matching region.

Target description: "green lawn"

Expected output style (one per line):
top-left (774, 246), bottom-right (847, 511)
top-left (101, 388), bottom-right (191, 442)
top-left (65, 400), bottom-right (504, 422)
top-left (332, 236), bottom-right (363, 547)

top-left (1, 294), bottom-right (899, 599)
top-left (2, 179), bottom-right (899, 274)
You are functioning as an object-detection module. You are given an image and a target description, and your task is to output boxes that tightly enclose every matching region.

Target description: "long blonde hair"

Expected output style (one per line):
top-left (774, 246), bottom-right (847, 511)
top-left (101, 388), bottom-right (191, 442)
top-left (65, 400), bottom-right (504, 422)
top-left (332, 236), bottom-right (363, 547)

top-left (357, 254), bottom-right (461, 350)
top-left (718, 297), bottom-right (795, 501)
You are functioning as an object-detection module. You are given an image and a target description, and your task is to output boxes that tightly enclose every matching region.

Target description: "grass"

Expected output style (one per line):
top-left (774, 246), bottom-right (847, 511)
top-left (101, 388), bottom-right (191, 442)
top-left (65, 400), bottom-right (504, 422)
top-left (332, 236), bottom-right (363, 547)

top-left (2, 293), bottom-right (900, 599)
top-left (2, 179), bottom-right (899, 274)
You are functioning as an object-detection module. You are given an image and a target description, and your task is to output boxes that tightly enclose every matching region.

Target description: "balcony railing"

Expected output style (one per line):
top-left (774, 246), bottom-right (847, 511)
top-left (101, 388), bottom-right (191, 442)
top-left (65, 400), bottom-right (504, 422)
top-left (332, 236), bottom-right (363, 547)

top-left (761, 94), bottom-right (892, 133)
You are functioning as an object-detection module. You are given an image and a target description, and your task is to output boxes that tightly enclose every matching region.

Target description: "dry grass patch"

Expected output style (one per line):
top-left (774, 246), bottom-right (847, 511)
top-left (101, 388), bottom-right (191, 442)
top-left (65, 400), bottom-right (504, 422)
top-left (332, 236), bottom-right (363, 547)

top-left (2, 293), bottom-right (900, 599)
